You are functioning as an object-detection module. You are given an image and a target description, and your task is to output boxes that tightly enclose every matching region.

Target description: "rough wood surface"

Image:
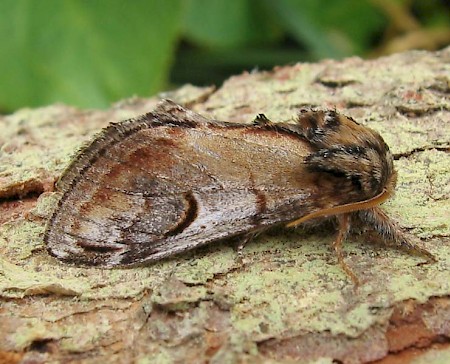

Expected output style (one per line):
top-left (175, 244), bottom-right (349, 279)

top-left (0, 47), bottom-right (449, 364)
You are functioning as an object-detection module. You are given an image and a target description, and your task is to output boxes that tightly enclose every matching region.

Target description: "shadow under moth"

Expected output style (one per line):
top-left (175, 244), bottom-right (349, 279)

top-left (44, 99), bottom-right (435, 284)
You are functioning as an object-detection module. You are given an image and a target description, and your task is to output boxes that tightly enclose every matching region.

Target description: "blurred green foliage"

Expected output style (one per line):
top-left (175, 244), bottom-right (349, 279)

top-left (0, 0), bottom-right (449, 113)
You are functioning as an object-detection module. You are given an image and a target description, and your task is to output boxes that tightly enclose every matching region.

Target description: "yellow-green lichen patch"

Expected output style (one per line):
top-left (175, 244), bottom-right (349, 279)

top-left (224, 235), bottom-right (345, 338)
top-left (136, 350), bottom-right (172, 364)
top-left (51, 298), bottom-right (149, 353)
top-left (389, 149), bottom-right (450, 237)
top-left (59, 321), bottom-right (112, 353)
top-left (30, 191), bottom-right (62, 220)
top-left (366, 110), bottom-right (450, 158)
top-left (171, 245), bottom-right (237, 285)
top-left (0, 106), bottom-right (90, 198)
top-left (213, 224), bottom-right (449, 341)
top-left (0, 220), bottom-right (44, 260)
top-left (10, 318), bottom-right (55, 350)
top-left (0, 258), bottom-right (88, 297)
top-left (411, 346), bottom-right (450, 364)
top-left (151, 278), bottom-right (208, 311)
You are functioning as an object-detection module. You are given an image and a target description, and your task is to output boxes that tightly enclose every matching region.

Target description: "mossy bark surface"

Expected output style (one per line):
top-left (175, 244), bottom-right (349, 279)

top-left (0, 48), bottom-right (449, 364)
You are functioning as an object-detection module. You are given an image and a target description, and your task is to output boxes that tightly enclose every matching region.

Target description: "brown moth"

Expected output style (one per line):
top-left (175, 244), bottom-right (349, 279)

top-left (44, 100), bottom-right (434, 283)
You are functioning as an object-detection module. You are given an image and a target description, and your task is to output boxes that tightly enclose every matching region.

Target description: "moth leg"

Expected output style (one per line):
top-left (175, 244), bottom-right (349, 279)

top-left (226, 233), bottom-right (256, 268)
top-left (358, 207), bottom-right (436, 263)
top-left (233, 232), bottom-right (256, 257)
top-left (334, 214), bottom-right (360, 285)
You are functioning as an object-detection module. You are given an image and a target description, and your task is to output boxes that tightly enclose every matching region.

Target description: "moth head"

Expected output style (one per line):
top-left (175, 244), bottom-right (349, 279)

top-left (296, 109), bottom-right (397, 201)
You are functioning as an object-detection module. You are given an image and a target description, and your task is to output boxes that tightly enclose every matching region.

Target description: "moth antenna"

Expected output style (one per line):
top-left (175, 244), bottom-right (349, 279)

top-left (286, 189), bottom-right (391, 227)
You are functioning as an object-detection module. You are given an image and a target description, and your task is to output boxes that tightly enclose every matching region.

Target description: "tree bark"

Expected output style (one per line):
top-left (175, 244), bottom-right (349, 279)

top-left (0, 47), bottom-right (449, 364)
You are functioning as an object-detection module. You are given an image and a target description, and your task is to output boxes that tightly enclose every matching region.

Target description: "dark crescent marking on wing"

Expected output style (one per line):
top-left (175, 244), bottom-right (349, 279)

top-left (164, 191), bottom-right (198, 237)
top-left (76, 239), bottom-right (125, 253)
top-left (78, 244), bottom-right (122, 253)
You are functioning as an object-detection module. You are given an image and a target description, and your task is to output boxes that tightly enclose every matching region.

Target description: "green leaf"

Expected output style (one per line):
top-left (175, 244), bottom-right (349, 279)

top-left (183, 0), bottom-right (281, 48)
top-left (265, 0), bottom-right (386, 59)
top-left (0, 0), bottom-right (182, 112)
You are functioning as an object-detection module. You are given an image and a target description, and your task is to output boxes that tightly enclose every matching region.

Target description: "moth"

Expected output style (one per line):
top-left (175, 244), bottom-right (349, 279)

top-left (44, 99), bottom-right (434, 283)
